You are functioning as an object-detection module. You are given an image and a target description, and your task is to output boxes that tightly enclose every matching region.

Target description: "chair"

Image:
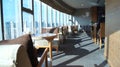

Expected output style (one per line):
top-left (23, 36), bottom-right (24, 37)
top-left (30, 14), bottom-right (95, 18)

top-left (71, 25), bottom-right (78, 34)
top-left (49, 27), bottom-right (59, 53)
top-left (91, 23), bottom-right (97, 44)
top-left (0, 34), bottom-right (49, 67)
top-left (97, 23), bottom-right (105, 49)
top-left (61, 26), bottom-right (69, 42)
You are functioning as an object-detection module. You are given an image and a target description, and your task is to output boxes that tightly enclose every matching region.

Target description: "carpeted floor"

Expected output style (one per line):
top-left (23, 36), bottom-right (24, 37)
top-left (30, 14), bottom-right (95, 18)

top-left (52, 32), bottom-right (109, 67)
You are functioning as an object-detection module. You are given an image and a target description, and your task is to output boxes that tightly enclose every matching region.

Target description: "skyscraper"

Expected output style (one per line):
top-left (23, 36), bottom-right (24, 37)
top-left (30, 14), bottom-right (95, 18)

top-left (5, 21), bottom-right (16, 39)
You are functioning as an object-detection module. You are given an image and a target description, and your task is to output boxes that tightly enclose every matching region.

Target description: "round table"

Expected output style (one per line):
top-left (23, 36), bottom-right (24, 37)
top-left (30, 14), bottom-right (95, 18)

top-left (42, 33), bottom-right (57, 60)
top-left (32, 33), bottom-right (57, 60)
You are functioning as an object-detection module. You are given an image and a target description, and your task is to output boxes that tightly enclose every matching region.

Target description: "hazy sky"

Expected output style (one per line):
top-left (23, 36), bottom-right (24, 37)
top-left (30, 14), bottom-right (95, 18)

top-left (3, 0), bottom-right (16, 22)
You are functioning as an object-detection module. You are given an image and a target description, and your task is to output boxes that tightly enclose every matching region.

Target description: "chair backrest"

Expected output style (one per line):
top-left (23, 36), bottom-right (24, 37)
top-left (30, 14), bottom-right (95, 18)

top-left (49, 27), bottom-right (59, 38)
top-left (99, 23), bottom-right (105, 37)
top-left (0, 34), bottom-right (38, 67)
top-left (16, 45), bottom-right (32, 67)
top-left (71, 25), bottom-right (78, 31)
top-left (62, 26), bottom-right (68, 35)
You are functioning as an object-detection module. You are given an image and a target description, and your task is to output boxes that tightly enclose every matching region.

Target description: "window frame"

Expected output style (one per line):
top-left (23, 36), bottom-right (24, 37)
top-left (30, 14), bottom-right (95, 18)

top-left (0, 0), bottom-right (4, 40)
top-left (21, 0), bottom-right (34, 32)
top-left (23, 0), bottom-right (33, 10)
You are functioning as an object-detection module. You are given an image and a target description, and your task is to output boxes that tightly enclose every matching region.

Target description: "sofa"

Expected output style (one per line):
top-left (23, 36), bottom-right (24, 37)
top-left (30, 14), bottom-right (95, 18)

top-left (0, 34), bottom-right (48, 67)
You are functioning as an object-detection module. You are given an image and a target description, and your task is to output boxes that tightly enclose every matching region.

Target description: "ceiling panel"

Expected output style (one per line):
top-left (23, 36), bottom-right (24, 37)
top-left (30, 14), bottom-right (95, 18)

top-left (62, 0), bottom-right (105, 9)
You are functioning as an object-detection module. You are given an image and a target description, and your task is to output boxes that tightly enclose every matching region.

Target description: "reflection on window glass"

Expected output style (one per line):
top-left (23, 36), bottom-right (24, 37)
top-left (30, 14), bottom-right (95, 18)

top-left (60, 12), bottom-right (63, 26)
top-left (73, 16), bottom-right (75, 25)
top-left (64, 13), bottom-right (66, 26)
top-left (23, 12), bottom-right (33, 34)
top-left (56, 11), bottom-right (59, 26)
top-left (3, 0), bottom-right (22, 39)
top-left (66, 15), bottom-right (69, 25)
top-left (69, 15), bottom-right (72, 25)
top-left (55, 10), bottom-right (57, 26)
top-left (47, 6), bottom-right (52, 27)
top-left (34, 0), bottom-right (41, 34)
top-left (63, 13), bottom-right (65, 26)
top-left (65, 14), bottom-right (67, 26)
top-left (62, 13), bottom-right (64, 26)
top-left (52, 9), bottom-right (56, 27)
top-left (41, 2), bottom-right (47, 28)
top-left (23, 0), bottom-right (32, 10)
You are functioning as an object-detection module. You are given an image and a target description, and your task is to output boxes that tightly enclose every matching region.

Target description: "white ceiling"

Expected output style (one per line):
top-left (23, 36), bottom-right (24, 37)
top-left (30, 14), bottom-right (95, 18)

top-left (62, 0), bottom-right (105, 9)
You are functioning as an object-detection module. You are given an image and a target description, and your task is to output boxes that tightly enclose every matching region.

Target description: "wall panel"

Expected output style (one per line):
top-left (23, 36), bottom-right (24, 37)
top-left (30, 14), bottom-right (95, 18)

top-left (106, 0), bottom-right (120, 67)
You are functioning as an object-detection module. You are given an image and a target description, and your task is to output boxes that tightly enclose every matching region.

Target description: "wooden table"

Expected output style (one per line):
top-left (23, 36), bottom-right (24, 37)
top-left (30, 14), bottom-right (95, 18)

top-left (32, 33), bottom-right (57, 60)
top-left (42, 33), bottom-right (57, 60)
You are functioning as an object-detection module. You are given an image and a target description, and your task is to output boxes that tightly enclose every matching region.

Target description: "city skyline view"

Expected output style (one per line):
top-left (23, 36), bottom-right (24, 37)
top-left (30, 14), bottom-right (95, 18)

top-left (0, 0), bottom-right (72, 40)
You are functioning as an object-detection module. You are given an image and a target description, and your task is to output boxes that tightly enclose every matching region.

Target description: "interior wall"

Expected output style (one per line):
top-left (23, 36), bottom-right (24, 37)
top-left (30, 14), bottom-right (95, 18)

top-left (106, 0), bottom-right (120, 67)
top-left (73, 8), bottom-right (91, 25)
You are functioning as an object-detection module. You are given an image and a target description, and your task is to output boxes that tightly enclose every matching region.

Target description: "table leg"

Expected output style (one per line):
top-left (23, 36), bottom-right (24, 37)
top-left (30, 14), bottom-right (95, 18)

top-left (48, 41), bottom-right (52, 60)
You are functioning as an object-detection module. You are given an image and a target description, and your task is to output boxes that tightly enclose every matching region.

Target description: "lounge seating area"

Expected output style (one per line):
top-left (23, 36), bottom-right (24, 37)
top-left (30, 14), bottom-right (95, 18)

top-left (0, 25), bottom-right (81, 67)
top-left (3, 0), bottom-right (120, 67)
top-left (0, 34), bottom-right (48, 67)
top-left (0, 25), bottom-right (107, 67)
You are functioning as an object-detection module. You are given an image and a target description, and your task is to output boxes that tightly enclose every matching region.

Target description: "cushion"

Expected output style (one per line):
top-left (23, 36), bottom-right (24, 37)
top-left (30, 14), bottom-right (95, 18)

top-left (0, 45), bottom-right (21, 67)
top-left (0, 44), bottom-right (32, 67)
top-left (0, 34), bottom-right (38, 67)
top-left (0, 59), bottom-right (14, 67)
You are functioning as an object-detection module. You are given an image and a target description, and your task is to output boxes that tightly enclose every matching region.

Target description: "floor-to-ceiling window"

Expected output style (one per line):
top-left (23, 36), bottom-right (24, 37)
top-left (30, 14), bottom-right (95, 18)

top-left (64, 13), bottom-right (67, 26)
top-left (56, 11), bottom-right (60, 27)
top-left (34, 0), bottom-right (41, 34)
top-left (60, 12), bottom-right (63, 26)
top-left (52, 9), bottom-right (56, 27)
top-left (66, 14), bottom-right (69, 25)
top-left (69, 15), bottom-right (72, 26)
top-left (2, 0), bottom-right (22, 39)
top-left (62, 13), bottom-right (64, 26)
top-left (72, 16), bottom-right (75, 25)
top-left (47, 5), bottom-right (52, 27)
top-left (23, 12), bottom-right (33, 34)
top-left (55, 9), bottom-right (57, 27)
top-left (41, 2), bottom-right (47, 28)
top-left (1, 0), bottom-right (71, 40)
top-left (22, 0), bottom-right (34, 34)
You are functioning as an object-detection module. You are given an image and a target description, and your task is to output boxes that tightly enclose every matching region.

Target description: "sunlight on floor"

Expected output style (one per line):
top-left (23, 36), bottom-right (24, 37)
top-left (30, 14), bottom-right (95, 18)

top-left (53, 54), bottom-right (79, 66)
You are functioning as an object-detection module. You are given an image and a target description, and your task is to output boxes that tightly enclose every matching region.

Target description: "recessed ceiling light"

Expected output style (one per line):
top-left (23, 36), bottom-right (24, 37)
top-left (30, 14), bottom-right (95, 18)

top-left (81, 4), bottom-right (84, 6)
